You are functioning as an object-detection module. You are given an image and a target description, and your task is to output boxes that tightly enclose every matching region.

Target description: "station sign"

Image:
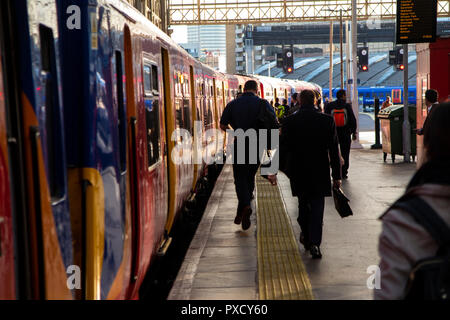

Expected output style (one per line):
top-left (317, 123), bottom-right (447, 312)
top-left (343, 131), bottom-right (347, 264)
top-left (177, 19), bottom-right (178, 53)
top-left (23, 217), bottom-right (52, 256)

top-left (396, 0), bottom-right (437, 44)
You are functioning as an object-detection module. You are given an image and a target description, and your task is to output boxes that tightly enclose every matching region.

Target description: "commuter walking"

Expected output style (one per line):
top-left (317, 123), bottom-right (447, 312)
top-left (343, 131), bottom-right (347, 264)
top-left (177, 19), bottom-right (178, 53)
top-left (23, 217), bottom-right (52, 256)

top-left (288, 92), bottom-right (301, 116)
top-left (416, 89), bottom-right (439, 136)
top-left (314, 90), bottom-right (323, 113)
top-left (280, 90), bottom-right (342, 259)
top-left (290, 93), bottom-right (297, 110)
top-left (325, 89), bottom-right (357, 179)
top-left (276, 99), bottom-right (288, 121)
top-left (376, 102), bottom-right (450, 300)
top-left (220, 80), bottom-right (277, 230)
top-left (381, 96), bottom-right (392, 110)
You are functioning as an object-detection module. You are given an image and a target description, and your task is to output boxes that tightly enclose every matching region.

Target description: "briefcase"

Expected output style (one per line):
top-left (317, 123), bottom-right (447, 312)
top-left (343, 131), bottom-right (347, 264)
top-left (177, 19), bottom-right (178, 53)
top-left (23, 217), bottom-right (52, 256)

top-left (333, 187), bottom-right (353, 218)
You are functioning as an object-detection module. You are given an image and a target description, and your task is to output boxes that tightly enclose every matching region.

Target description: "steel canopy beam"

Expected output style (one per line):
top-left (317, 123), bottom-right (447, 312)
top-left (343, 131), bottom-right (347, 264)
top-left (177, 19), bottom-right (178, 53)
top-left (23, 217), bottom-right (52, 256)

top-left (169, 0), bottom-right (450, 25)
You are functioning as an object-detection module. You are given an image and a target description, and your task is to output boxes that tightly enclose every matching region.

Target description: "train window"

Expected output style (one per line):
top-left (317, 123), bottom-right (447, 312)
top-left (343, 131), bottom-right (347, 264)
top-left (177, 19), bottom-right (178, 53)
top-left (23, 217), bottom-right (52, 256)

top-left (183, 99), bottom-right (191, 133)
top-left (145, 99), bottom-right (161, 167)
top-left (143, 64), bottom-right (152, 96)
top-left (39, 24), bottom-right (63, 200)
top-left (151, 65), bottom-right (159, 94)
top-left (115, 51), bottom-right (126, 173)
top-left (175, 100), bottom-right (183, 128)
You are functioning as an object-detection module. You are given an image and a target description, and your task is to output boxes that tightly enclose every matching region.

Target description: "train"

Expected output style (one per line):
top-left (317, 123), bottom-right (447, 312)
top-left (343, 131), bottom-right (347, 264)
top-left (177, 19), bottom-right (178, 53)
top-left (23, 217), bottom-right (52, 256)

top-left (0, 0), bottom-right (319, 300)
top-left (323, 86), bottom-right (417, 112)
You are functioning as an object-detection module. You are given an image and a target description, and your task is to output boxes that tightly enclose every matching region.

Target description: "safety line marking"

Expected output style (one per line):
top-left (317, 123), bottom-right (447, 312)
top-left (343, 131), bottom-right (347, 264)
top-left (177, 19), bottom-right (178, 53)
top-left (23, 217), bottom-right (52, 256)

top-left (256, 175), bottom-right (314, 300)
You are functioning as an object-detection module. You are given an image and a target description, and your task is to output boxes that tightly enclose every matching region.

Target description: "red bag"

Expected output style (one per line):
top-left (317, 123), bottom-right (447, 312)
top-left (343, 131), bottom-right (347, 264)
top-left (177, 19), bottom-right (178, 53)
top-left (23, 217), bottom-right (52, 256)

top-left (332, 108), bottom-right (348, 127)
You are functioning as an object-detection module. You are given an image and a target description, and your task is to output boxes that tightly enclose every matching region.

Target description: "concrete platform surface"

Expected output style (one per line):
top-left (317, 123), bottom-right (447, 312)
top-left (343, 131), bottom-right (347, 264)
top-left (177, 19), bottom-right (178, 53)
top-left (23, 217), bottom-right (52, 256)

top-left (168, 148), bottom-right (416, 300)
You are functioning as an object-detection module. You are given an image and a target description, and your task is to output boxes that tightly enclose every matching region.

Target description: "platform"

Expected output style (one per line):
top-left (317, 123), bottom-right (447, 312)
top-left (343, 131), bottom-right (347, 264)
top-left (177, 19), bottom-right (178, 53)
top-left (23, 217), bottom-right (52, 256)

top-left (168, 148), bottom-right (416, 300)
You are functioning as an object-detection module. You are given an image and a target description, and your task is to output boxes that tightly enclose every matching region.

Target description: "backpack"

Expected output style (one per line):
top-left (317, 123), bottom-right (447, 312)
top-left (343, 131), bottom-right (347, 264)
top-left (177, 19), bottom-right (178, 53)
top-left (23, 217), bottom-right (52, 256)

top-left (391, 197), bottom-right (450, 300)
top-left (331, 107), bottom-right (348, 127)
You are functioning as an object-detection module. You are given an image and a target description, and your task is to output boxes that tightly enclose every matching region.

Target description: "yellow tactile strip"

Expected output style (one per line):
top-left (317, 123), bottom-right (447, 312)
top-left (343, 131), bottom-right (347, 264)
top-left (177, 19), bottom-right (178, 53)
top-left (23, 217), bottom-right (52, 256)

top-left (256, 175), bottom-right (314, 300)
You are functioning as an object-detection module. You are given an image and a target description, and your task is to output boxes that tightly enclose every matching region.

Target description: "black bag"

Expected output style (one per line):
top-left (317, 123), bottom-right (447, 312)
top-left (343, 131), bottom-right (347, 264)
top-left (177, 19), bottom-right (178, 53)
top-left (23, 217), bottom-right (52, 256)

top-left (256, 99), bottom-right (280, 131)
top-left (391, 197), bottom-right (450, 300)
top-left (332, 187), bottom-right (353, 218)
top-left (255, 99), bottom-right (280, 151)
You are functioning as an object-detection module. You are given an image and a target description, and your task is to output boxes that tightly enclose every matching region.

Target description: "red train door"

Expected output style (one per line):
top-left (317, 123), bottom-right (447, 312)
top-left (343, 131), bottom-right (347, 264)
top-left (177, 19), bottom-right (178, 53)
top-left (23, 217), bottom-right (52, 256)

top-left (392, 89), bottom-right (402, 104)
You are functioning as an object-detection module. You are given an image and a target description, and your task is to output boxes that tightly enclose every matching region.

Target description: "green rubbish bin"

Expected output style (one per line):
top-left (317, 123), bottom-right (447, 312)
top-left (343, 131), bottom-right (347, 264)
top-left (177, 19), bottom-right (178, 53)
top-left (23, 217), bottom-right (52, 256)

top-left (377, 104), bottom-right (416, 163)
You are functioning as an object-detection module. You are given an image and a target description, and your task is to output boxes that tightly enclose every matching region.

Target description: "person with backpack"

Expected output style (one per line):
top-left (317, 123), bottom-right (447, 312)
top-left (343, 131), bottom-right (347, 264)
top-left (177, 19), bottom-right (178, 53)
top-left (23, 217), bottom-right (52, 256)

top-left (220, 80), bottom-right (278, 230)
top-left (324, 89), bottom-right (357, 179)
top-left (375, 102), bottom-right (450, 300)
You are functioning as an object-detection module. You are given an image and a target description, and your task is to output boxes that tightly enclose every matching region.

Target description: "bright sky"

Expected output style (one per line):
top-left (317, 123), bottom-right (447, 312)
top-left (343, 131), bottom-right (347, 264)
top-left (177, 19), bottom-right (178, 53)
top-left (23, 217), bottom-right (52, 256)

top-left (170, 25), bottom-right (188, 44)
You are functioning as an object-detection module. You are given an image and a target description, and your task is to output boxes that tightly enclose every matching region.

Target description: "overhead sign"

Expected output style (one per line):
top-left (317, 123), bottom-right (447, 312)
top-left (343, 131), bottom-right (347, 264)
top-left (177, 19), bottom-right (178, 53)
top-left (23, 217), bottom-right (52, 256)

top-left (396, 0), bottom-right (437, 44)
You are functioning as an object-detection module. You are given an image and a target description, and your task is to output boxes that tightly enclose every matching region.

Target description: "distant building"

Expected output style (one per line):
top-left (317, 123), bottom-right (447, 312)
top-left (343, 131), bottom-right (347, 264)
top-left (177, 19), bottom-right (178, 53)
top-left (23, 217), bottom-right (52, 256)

top-left (182, 25), bottom-right (226, 70)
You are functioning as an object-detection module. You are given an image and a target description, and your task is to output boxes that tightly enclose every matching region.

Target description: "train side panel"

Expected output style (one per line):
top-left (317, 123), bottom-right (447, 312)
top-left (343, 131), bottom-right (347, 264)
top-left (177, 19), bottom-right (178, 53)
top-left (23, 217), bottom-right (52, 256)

top-left (0, 25), bottom-right (15, 299)
top-left (58, 0), bottom-right (133, 299)
top-left (8, 0), bottom-right (74, 299)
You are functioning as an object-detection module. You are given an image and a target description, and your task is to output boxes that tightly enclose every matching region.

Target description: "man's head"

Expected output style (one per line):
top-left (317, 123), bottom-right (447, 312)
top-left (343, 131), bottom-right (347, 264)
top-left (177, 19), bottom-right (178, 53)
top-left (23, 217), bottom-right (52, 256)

top-left (275, 97), bottom-right (279, 103)
top-left (300, 90), bottom-right (316, 107)
top-left (336, 89), bottom-right (346, 101)
top-left (424, 102), bottom-right (450, 162)
top-left (292, 92), bottom-right (298, 102)
top-left (282, 99), bottom-right (288, 105)
top-left (243, 80), bottom-right (258, 94)
top-left (425, 89), bottom-right (438, 106)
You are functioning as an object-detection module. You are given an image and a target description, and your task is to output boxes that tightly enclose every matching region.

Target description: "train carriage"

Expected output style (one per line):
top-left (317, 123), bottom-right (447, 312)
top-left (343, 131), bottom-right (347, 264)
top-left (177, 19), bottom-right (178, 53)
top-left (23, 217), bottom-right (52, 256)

top-left (0, 0), bottom-right (322, 300)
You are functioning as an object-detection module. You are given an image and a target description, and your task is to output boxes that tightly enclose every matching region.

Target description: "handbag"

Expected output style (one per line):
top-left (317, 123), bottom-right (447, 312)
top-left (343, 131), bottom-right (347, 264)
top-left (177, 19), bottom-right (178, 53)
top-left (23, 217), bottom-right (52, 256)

top-left (332, 187), bottom-right (353, 218)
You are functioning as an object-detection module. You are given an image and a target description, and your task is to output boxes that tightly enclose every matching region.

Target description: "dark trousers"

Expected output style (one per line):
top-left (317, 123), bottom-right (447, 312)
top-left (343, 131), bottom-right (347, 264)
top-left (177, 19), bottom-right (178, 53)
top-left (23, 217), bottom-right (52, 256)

top-left (232, 163), bottom-right (259, 210)
top-left (297, 195), bottom-right (325, 246)
top-left (338, 132), bottom-right (352, 176)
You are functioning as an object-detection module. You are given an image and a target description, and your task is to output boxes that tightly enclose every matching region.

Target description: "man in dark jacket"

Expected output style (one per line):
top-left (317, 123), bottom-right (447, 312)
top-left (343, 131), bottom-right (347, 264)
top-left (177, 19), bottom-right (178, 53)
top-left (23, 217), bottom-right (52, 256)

top-left (220, 80), bottom-right (277, 230)
top-left (324, 89), bottom-right (357, 179)
top-left (281, 90), bottom-right (342, 259)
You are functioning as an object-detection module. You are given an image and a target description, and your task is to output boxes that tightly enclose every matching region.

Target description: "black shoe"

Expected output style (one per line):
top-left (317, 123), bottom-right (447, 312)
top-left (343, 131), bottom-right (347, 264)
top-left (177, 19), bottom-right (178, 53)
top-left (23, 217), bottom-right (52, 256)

top-left (343, 174), bottom-right (348, 180)
top-left (234, 206), bottom-right (243, 225)
top-left (299, 233), bottom-right (310, 250)
top-left (310, 245), bottom-right (322, 259)
top-left (241, 206), bottom-right (252, 230)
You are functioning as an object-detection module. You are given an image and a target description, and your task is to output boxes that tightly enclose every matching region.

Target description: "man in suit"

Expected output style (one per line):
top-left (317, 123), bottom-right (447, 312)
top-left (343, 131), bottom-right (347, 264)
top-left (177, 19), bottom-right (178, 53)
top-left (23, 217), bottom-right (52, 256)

top-left (325, 89), bottom-right (357, 179)
top-left (220, 80), bottom-right (277, 230)
top-left (417, 89), bottom-right (439, 136)
top-left (281, 90), bottom-right (342, 259)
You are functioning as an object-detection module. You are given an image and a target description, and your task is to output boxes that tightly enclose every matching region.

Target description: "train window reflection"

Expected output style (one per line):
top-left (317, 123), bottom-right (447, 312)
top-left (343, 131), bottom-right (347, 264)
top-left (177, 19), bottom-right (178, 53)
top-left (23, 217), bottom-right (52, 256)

top-left (152, 65), bottom-right (159, 94)
top-left (39, 24), bottom-right (63, 200)
top-left (143, 64), bottom-right (152, 95)
top-left (146, 99), bottom-right (161, 167)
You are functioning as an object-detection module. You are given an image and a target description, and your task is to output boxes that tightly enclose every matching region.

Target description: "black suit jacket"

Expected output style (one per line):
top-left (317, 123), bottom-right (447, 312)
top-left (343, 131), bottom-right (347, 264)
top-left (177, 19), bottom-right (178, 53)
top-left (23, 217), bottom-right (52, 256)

top-left (280, 105), bottom-right (342, 197)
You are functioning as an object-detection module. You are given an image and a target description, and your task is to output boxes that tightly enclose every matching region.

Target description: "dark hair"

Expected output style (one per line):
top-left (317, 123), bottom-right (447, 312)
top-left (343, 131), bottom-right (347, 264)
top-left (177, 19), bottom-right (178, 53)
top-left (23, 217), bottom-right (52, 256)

top-left (336, 89), bottom-right (346, 100)
top-left (424, 102), bottom-right (450, 161)
top-left (243, 80), bottom-right (258, 92)
top-left (292, 92), bottom-right (298, 101)
top-left (300, 90), bottom-right (315, 107)
top-left (425, 89), bottom-right (438, 104)
top-left (275, 97), bottom-right (279, 102)
top-left (282, 99), bottom-right (288, 105)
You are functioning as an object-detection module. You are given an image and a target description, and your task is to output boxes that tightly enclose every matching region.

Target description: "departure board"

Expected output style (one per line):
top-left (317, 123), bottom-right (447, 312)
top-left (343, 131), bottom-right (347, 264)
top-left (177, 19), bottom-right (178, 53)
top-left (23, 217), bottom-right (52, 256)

top-left (396, 0), bottom-right (437, 44)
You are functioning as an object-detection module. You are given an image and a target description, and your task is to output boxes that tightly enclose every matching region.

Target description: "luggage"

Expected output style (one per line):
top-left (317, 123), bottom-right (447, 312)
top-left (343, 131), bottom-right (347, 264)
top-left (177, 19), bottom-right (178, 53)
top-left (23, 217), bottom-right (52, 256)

top-left (392, 197), bottom-right (450, 300)
top-left (332, 187), bottom-right (353, 218)
top-left (331, 108), bottom-right (348, 127)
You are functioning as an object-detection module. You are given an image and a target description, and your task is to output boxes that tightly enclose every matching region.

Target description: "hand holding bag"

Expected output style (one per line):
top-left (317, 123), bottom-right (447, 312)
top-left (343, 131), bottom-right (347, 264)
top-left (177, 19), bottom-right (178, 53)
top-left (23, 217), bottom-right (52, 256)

top-left (333, 187), bottom-right (353, 218)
